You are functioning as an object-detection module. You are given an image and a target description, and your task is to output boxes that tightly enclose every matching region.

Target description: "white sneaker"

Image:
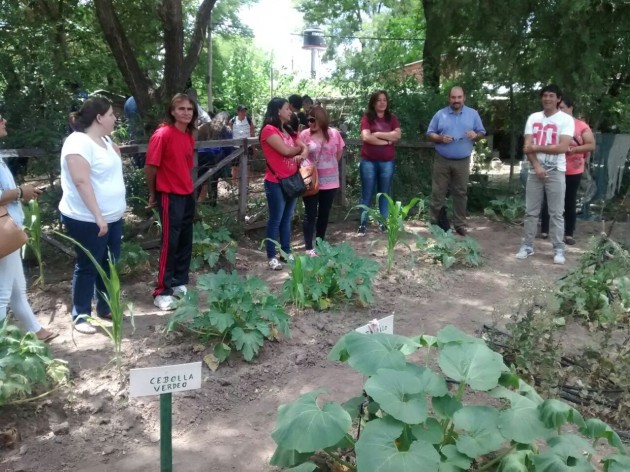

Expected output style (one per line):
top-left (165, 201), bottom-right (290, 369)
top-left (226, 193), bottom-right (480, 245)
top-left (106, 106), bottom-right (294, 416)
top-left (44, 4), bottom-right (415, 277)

top-left (553, 250), bottom-right (566, 265)
top-left (305, 249), bottom-right (317, 257)
top-left (268, 258), bottom-right (282, 270)
top-left (173, 285), bottom-right (188, 298)
top-left (154, 294), bottom-right (177, 311)
top-left (515, 246), bottom-right (534, 259)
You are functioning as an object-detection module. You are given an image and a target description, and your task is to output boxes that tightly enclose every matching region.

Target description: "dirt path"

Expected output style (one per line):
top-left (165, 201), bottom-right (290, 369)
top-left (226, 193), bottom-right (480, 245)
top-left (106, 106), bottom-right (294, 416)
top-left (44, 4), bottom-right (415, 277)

top-left (1, 216), bottom-right (599, 472)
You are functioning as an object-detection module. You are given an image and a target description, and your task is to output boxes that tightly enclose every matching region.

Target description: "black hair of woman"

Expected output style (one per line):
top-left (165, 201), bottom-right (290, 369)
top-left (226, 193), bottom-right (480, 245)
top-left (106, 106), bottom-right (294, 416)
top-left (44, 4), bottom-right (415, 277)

top-left (69, 97), bottom-right (112, 132)
top-left (366, 89), bottom-right (392, 123)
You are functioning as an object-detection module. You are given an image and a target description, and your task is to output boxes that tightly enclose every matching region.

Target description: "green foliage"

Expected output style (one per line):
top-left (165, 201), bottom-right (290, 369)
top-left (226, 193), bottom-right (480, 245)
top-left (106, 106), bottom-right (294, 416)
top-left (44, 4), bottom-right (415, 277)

top-left (116, 241), bottom-right (151, 276)
top-left (191, 223), bottom-right (237, 271)
top-left (55, 232), bottom-right (130, 374)
top-left (125, 168), bottom-right (149, 215)
top-left (22, 199), bottom-right (44, 285)
top-left (0, 319), bottom-right (69, 406)
top-left (270, 326), bottom-right (628, 471)
top-left (356, 193), bottom-right (421, 272)
top-left (416, 225), bottom-right (483, 268)
top-left (282, 239), bottom-right (380, 310)
top-left (484, 195), bottom-right (526, 224)
top-left (167, 270), bottom-right (290, 363)
top-left (556, 236), bottom-right (630, 325)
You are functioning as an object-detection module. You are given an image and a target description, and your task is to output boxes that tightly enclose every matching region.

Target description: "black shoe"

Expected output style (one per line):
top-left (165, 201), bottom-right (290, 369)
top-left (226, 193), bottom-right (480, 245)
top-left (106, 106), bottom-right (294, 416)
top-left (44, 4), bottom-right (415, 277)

top-left (455, 227), bottom-right (468, 236)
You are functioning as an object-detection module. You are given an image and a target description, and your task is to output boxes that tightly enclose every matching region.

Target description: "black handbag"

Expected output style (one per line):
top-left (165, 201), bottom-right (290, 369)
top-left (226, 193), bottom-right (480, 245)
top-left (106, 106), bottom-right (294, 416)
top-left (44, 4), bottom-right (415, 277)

top-left (266, 162), bottom-right (306, 199)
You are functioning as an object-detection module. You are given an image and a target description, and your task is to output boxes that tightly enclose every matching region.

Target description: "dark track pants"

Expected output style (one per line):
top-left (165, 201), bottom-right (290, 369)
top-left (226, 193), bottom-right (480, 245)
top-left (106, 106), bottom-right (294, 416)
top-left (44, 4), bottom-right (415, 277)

top-left (153, 192), bottom-right (195, 297)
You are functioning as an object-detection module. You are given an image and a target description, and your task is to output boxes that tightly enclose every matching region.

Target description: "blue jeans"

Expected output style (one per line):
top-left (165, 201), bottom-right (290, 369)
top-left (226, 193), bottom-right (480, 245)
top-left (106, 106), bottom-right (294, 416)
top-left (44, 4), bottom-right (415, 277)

top-left (359, 159), bottom-right (395, 225)
top-left (62, 215), bottom-right (123, 321)
top-left (264, 180), bottom-right (297, 258)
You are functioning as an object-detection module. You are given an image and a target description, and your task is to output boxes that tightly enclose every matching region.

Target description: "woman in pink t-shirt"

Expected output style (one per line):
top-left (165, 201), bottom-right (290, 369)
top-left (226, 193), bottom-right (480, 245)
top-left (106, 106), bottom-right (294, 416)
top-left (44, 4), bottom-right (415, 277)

top-left (299, 106), bottom-right (345, 256)
top-left (261, 97), bottom-right (308, 270)
top-left (541, 97), bottom-right (595, 244)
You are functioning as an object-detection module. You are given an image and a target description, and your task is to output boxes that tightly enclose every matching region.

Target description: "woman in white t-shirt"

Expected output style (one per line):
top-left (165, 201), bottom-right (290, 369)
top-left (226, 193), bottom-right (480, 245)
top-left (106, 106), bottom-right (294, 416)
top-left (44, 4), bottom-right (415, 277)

top-left (59, 97), bottom-right (126, 334)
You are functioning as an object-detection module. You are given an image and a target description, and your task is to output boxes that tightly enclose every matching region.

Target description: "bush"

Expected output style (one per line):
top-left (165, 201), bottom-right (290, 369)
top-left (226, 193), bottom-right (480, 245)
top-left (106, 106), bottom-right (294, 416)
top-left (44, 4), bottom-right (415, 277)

top-left (417, 225), bottom-right (482, 268)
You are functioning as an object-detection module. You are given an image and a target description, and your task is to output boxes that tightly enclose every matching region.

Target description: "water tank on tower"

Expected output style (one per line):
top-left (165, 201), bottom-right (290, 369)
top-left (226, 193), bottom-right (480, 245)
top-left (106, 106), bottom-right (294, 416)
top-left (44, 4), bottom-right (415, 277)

top-left (302, 27), bottom-right (326, 79)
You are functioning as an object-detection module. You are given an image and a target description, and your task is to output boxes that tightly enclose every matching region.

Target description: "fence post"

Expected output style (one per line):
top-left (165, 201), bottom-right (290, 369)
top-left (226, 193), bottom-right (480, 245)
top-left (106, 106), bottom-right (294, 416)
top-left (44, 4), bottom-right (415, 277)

top-left (237, 139), bottom-right (249, 221)
top-left (337, 147), bottom-right (348, 207)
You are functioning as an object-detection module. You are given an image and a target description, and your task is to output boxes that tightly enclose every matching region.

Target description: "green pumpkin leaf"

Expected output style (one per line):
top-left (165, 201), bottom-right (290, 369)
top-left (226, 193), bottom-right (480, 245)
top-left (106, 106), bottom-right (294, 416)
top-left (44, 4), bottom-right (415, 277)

top-left (230, 328), bottom-right (264, 361)
top-left (491, 388), bottom-right (550, 443)
top-left (365, 368), bottom-right (428, 424)
top-left (436, 325), bottom-right (484, 346)
top-left (438, 342), bottom-right (505, 391)
top-left (453, 406), bottom-right (505, 457)
top-left (269, 445), bottom-right (312, 467)
top-left (546, 434), bottom-right (595, 461)
top-left (285, 462), bottom-right (317, 472)
top-left (355, 417), bottom-right (441, 472)
top-left (209, 310), bottom-right (235, 333)
top-left (341, 395), bottom-right (365, 420)
top-left (404, 364), bottom-right (448, 397)
top-left (271, 389), bottom-right (351, 454)
top-left (439, 444), bottom-right (472, 471)
top-left (411, 417), bottom-right (443, 444)
top-left (532, 450), bottom-right (594, 472)
top-left (344, 332), bottom-right (411, 376)
top-left (579, 419), bottom-right (625, 452)
top-left (432, 394), bottom-right (463, 419)
top-left (603, 454), bottom-right (630, 472)
top-left (213, 343), bottom-right (231, 362)
top-left (496, 450), bottom-right (534, 472)
top-left (538, 399), bottom-right (586, 430)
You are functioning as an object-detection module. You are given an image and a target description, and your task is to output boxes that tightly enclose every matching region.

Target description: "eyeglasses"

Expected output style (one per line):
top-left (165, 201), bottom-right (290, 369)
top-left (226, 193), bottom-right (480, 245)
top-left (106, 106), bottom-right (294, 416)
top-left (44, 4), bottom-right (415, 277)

top-left (307, 117), bottom-right (316, 124)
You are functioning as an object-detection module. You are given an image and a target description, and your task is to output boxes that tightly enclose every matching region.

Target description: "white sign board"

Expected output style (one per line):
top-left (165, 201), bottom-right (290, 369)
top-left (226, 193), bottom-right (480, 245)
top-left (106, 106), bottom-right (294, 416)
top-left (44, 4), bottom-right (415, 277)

top-left (355, 315), bottom-right (394, 335)
top-left (129, 362), bottom-right (202, 398)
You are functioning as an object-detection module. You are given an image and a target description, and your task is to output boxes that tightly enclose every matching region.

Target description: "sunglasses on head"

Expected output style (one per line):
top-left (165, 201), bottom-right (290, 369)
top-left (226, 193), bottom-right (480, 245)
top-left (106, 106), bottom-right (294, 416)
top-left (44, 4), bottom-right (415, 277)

top-left (307, 117), bottom-right (316, 124)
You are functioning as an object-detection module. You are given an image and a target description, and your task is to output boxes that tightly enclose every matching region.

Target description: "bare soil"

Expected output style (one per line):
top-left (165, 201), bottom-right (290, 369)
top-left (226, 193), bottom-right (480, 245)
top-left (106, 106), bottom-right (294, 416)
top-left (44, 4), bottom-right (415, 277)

top-left (0, 216), bottom-right (605, 472)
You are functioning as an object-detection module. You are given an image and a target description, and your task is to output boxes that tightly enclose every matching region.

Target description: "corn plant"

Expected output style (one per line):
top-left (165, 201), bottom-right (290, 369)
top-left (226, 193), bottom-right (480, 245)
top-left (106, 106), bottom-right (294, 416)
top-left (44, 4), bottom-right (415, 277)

top-left (270, 325), bottom-right (629, 471)
top-left (417, 224), bottom-right (482, 268)
top-left (22, 199), bottom-right (44, 285)
top-left (0, 318), bottom-right (69, 406)
top-left (278, 239), bottom-right (380, 310)
top-left (354, 193), bottom-right (422, 272)
top-left (55, 231), bottom-right (132, 374)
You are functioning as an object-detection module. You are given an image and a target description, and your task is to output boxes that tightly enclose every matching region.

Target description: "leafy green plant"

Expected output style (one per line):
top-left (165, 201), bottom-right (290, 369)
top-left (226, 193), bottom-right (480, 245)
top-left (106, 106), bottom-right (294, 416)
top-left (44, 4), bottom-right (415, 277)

top-left (167, 270), bottom-right (290, 364)
top-left (269, 325), bottom-right (628, 471)
top-left (0, 319), bottom-right (69, 406)
top-left (22, 199), bottom-right (44, 285)
top-left (483, 195), bottom-right (525, 224)
top-left (355, 193), bottom-right (422, 272)
top-left (55, 232), bottom-right (131, 374)
top-left (116, 240), bottom-right (151, 276)
top-left (282, 239), bottom-right (380, 310)
top-left (417, 224), bottom-right (482, 268)
top-left (191, 223), bottom-right (237, 271)
top-left (556, 235), bottom-right (630, 325)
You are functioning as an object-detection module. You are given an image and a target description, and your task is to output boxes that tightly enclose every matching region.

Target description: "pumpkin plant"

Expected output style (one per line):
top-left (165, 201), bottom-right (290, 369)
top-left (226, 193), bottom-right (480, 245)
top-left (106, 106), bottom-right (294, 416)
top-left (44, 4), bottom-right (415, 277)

top-left (269, 325), bottom-right (628, 471)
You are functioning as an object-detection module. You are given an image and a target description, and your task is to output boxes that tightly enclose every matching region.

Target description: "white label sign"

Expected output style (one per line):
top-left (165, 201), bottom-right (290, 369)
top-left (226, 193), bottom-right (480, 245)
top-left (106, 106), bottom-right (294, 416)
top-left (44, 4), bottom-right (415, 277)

top-left (129, 362), bottom-right (202, 398)
top-left (355, 315), bottom-right (394, 335)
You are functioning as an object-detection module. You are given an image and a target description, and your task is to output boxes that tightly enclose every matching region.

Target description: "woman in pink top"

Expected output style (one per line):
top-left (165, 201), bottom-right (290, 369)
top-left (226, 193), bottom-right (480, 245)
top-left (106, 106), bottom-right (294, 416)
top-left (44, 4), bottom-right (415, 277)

top-left (299, 106), bottom-right (345, 256)
top-left (541, 97), bottom-right (595, 244)
top-left (261, 98), bottom-right (308, 270)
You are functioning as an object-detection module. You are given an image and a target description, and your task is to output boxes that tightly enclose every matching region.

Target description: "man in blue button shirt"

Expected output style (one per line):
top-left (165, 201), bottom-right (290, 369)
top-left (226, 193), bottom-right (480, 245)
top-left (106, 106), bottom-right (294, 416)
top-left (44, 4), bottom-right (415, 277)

top-left (427, 86), bottom-right (486, 236)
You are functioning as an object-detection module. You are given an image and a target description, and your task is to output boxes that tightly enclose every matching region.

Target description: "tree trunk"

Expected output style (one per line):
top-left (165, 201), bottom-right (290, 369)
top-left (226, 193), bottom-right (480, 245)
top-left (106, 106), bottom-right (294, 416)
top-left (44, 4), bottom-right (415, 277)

top-left (422, 0), bottom-right (442, 92)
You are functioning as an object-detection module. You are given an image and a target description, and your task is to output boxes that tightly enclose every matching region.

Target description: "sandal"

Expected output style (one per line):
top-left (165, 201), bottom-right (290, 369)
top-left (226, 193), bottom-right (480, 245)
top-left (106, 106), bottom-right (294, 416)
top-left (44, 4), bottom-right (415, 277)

top-left (74, 322), bottom-right (97, 335)
top-left (36, 329), bottom-right (59, 343)
top-left (564, 236), bottom-right (576, 245)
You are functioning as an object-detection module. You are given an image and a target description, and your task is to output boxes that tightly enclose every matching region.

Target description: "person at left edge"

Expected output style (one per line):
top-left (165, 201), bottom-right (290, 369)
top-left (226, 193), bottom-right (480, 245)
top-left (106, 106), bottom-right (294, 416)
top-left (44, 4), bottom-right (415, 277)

top-left (146, 94), bottom-right (198, 311)
top-left (59, 97), bottom-right (126, 335)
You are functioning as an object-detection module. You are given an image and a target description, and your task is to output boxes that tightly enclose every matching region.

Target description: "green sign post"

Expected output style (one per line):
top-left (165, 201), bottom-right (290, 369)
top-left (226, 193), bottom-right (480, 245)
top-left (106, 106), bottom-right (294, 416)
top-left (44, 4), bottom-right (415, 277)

top-left (160, 392), bottom-right (173, 471)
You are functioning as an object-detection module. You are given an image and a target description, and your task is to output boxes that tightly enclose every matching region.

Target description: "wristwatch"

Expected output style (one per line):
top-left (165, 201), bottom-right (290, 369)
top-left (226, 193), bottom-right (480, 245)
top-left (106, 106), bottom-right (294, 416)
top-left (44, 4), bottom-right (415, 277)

top-left (16, 186), bottom-right (23, 200)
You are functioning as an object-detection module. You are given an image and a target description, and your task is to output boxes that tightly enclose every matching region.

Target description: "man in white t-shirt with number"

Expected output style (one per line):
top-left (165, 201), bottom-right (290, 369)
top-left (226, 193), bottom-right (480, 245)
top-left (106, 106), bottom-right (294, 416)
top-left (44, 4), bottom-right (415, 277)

top-left (228, 104), bottom-right (255, 185)
top-left (516, 84), bottom-right (575, 265)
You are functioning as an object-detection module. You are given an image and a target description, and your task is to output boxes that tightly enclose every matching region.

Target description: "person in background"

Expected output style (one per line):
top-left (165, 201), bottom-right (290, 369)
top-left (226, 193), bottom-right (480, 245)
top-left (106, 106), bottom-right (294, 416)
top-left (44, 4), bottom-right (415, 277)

top-left (516, 84), bottom-right (574, 264)
top-left (357, 90), bottom-right (401, 236)
top-left (228, 104), bottom-right (255, 186)
top-left (297, 95), bottom-right (314, 127)
top-left (539, 97), bottom-right (595, 245)
top-left (288, 94), bottom-right (305, 133)
top-left (426, 86), bottom-right (486, 236)
top-left (123, 96), bottom-right (146, 168)
top-left (59, 97), bottom-right (126, 334)
top-left (197, 112), bottom-right (233, 206)
top-left (299, 106), bottom-right (345, 256)
top-left (260, 97), bottom-right (308, 270)
top-left (0, 113), bottom-right (56, 342)
top-left (146, 94), bottom-right (198, 310)
top-left (184, 80), bottom-right (212, 125)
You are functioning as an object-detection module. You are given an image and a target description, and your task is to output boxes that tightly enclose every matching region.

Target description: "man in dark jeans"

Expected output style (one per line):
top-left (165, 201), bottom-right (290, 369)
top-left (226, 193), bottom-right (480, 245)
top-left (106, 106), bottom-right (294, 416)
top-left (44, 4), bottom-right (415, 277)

top-left (426, 86), bottom-right (486, 236)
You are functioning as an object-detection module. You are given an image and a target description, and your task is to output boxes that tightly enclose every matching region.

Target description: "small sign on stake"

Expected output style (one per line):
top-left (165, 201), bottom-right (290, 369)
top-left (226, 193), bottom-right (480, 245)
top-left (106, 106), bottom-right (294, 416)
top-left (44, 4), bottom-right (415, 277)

top-left (355, 314), bottom-right (394, 335)
top-left (130, 362), bottom-right (202, 472)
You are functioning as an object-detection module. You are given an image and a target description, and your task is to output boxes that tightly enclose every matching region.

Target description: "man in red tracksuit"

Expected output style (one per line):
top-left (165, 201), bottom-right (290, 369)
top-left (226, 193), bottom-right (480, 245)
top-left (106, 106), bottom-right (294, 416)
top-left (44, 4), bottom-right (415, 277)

top-left (145, 93), bottom-right (198, 311)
